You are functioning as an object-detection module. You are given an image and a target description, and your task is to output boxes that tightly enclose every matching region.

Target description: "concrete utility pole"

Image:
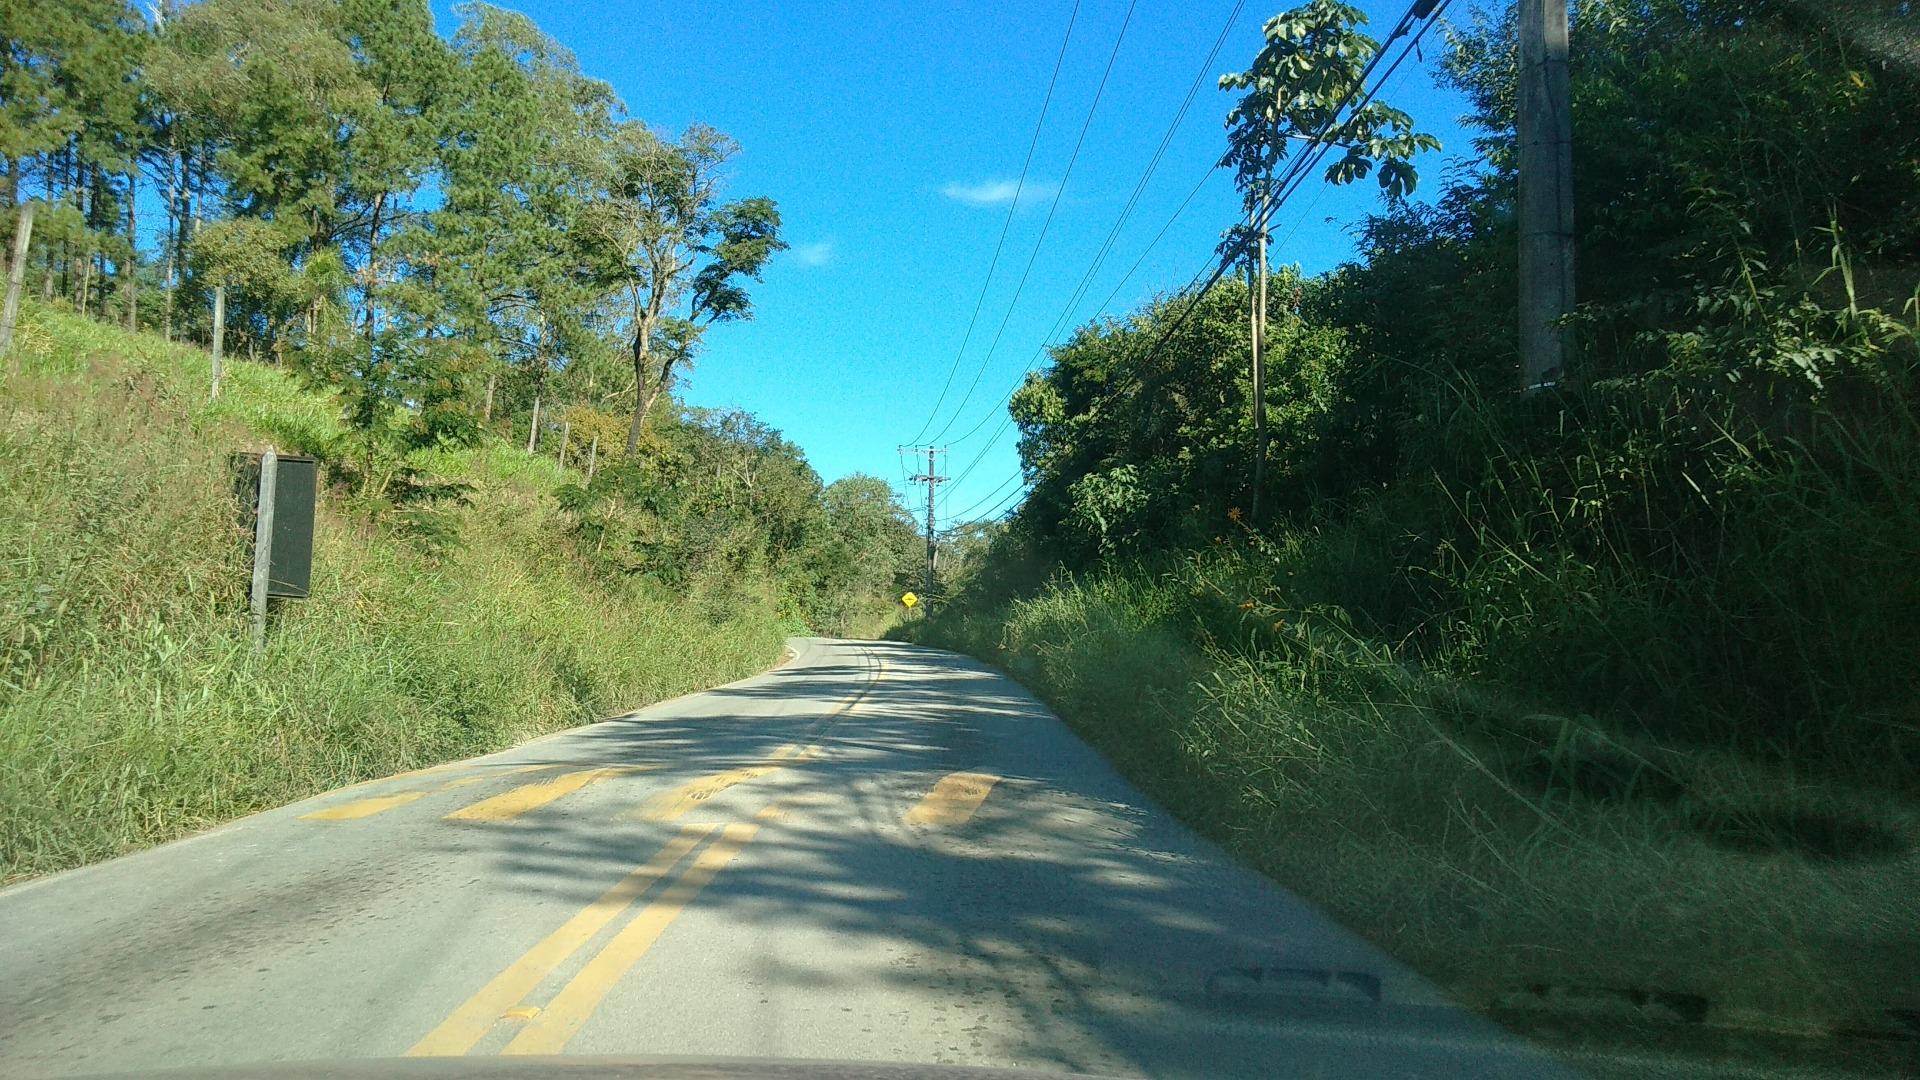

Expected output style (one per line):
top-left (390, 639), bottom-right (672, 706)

top-left (526, 396), bottom-right (541, 453)
top-left (1518, 0), bottom-right (1575, 392)
top-left (905, 446), bottom-right (947, 602)
top-left (1249, 194), bottom-right (1269, 523)
top-left (1, 201), bottom-right (35, 370)
top-left (211, 284), bottom-right (226, 399)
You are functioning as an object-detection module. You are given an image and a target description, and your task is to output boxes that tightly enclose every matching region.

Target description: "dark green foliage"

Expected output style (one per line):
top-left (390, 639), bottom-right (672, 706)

top-left (1220, 0), bottom-right (1442, 205)
top-left (965, 0), bottom-right (1920, 767)
top-left (558, 410), bottom-right (920, 634)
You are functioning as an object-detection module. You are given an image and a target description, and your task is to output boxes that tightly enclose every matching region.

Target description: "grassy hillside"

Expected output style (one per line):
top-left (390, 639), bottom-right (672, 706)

top-left (0, 305), bottom-right (785, 883)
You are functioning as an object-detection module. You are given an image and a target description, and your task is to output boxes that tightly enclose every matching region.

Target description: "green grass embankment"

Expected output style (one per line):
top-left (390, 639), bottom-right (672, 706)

top-left (0, 306), bottom-right (784, 882)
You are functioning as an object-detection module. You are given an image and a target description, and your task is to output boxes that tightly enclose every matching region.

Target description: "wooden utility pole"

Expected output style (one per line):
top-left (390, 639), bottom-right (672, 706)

top-left (1249, 195), bottom-right (1269, 523)
top-left (124, 162), bottom-right (138, 332)
top-left (905, 446), bottom-right (947, 602)
top-left (1, 201), bottom-right (35, 370)
top-left (211, 283), bottom-right (225, 399)
top-left (1518, 0), bottom-right (1574, 392)
top-left (163, 142), bottom-right (179, 342)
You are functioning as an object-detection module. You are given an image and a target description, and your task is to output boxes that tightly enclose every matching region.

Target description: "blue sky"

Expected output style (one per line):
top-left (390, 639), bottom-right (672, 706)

top-left (428, 0), bottom-right (1481, 522)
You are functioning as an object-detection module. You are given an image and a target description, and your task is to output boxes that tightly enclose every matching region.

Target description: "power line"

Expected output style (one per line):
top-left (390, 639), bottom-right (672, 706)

top-left (947, 421), bottom-right (1016, 489)
top-left (942, 154), bottom-right (1221, 451)
top-left (948, 476), bottom-right (1033, 528)
top-left (923, 0), bottom-right (1142, 445)
top-left (904, 0), bottom-right (1086, 448)
top-left (941, 161), bottom-right (1209, 475)
top-left (938, 0), bottom-right (1250, 508)
top-left (947, 470), bottom-right (1026, 521)
top-left (971, 479), bottom-right (1034, 523)
top-left (943, 0), bottom-right (1249, 451)
top-left (1120, 0), bottom-right (1449, 385)
top-left (937, 0), bottom-right (1453, 524)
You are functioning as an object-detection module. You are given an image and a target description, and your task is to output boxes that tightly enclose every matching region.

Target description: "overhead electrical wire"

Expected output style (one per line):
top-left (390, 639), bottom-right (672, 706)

top-left (903, 0), bottom-right (1086, 448)
top-left (937, 0), bottom-right (1253, 515)
top-left (922, 0), bottom-right (1142, 445)
top-left (1113, 0), bottom-right (1450, 390)
top-left (940, 154), bottom-right (1222, 454)
top-left (967, 479), bottom-right (1034, 524)
top-left (941, 0), bottom-right (1250, 452)
top-left (937, 0), bottom-right (1454, 525)
top-left (945, 470), bottom-right (1027, 522)
top-left (946, 476), bottom-right (1033, 529)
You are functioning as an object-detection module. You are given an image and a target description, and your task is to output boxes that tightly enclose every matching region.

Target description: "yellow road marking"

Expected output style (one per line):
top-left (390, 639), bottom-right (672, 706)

top-left (500, 1006), bottom-right (540, 1021)
top-left (904, 771), bottom-right (1002, 827)
top-left (630, 745), bottom-right (815, 821)
top-left (301, 791), bottom-right (429, 821)
top-left (404, 825), bottom-right (712, 1056)
top-left (307, 764), bottom-right (564, 820)
top-left (445, 765), bottom-right (654, 823)
top-left (301, 765), bottom-right (562, 822)
top-left (502, 823), bottom-right (761, 1055)
top-left (629, 656), bottom-right (887, 822)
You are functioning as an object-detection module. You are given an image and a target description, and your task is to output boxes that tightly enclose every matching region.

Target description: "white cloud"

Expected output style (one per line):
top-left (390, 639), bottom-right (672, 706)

top-left (788, 240), bottom-right (835, 267)
top-left (940, 178), bottom-right (1058, 208)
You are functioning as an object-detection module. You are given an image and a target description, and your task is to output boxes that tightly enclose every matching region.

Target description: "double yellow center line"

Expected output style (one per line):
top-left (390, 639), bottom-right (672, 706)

top-left (626, 656), bottom-right (885, 821)
top-left (406, 815), bottom-right (783, 1057)
top-left (501, 822), bottom-right (759, 1054)
top-left (409, 651), bottom-right (887, 1057)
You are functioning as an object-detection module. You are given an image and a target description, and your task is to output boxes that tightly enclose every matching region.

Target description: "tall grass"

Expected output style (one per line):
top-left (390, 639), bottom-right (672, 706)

top-left (0, 305), bottom-right (784, 882)
top-left (902, 321), bottom-right (1920, 1036)
top-left (912, 546), bottom-right (1918, 1030)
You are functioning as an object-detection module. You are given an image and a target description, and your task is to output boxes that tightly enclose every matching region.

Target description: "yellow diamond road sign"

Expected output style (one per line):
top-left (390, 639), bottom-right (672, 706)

top-left (901, 592), bottom-right (919, 609)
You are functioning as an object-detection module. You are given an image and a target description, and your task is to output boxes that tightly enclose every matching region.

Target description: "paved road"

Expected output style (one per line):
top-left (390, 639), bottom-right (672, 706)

top-left (0, 638), bottom-right (1576, 1078)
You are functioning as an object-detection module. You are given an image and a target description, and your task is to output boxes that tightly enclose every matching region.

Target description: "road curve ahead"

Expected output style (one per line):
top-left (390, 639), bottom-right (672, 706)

top-left (0, 638), bottom-right (1574, 1079)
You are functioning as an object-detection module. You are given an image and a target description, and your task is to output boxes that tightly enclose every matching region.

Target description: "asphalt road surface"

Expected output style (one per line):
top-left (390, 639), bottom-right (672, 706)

top-left (0, 638), bottom-right (1579, 1079)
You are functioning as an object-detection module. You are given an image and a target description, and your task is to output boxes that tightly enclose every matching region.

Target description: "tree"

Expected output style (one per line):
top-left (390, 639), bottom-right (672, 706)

top-left (393, 2), bottom-right (616, 438)
top-left (1219, 0), bottom-right (1441, 204)
top-left (1, 1), bottom-right (145, 311)
top-left (596, 124), bottom-right (785, 453)
top-left (1218, 0), bottom-right (1438, 523)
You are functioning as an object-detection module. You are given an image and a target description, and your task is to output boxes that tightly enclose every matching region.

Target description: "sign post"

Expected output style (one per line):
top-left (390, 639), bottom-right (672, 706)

top-left (249, 450), bottom-right (278, 652)
top-left (235, 450), bottom-right (317, 651)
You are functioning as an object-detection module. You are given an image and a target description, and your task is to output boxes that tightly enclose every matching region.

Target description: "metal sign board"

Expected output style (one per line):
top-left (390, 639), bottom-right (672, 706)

top-left (233, 452), bottom-right (317, 599)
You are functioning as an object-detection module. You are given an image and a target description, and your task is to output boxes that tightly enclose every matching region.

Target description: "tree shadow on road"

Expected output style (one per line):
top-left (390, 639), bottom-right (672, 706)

top-left (415, 639), bottom-right (1577, 1080)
